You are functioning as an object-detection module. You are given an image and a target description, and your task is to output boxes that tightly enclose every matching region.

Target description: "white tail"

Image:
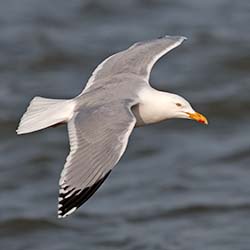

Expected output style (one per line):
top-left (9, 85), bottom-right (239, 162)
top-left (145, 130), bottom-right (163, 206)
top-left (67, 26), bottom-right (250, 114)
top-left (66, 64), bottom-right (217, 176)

top-left (16, 97), bottom-right (76, 135)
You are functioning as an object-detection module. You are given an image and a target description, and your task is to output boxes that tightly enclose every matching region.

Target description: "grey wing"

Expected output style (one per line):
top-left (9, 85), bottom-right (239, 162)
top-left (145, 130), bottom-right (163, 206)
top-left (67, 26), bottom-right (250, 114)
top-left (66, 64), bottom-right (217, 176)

top-left (82, 35), bottom-right (186, 92)
top-left (58, 101), bottom-right (136, 218)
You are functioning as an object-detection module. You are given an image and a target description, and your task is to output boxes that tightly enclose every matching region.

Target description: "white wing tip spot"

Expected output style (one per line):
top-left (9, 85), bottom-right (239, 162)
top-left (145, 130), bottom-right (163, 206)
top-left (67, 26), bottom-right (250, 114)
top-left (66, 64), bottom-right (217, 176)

top-left (58, 207), bottom-right (77, 219)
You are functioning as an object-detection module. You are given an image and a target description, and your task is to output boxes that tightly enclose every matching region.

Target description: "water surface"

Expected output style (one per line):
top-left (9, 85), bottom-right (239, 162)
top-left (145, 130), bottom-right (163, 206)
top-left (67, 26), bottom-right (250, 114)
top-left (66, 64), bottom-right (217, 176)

top-left (0, 1), bottom-right (250, 249)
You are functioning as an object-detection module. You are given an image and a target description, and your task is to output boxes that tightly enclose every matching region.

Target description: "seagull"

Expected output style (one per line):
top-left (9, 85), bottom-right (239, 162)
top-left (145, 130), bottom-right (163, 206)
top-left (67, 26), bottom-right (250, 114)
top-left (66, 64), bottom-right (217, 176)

top-left (17, 35), bottom-right (208, 218)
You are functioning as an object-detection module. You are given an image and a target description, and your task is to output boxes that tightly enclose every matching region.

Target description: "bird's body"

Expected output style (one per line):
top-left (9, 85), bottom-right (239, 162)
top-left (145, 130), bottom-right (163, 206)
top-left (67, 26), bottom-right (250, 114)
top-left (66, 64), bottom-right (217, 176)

top-left (17, 35), bottom-right (208, 218)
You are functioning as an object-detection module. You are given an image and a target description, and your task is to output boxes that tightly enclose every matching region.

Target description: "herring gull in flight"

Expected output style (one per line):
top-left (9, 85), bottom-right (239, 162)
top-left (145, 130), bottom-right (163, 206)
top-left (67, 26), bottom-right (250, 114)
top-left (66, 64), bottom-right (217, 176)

top-left (17, 35), bottom-right (208, 218)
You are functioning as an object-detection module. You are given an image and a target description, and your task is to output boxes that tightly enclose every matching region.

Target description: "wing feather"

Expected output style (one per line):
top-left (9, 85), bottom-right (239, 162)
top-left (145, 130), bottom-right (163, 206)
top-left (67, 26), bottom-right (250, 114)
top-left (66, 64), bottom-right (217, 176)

top-left (82, 35), bottom-right (186, 92)
top-left (58, 102), bottom-right (136, 218)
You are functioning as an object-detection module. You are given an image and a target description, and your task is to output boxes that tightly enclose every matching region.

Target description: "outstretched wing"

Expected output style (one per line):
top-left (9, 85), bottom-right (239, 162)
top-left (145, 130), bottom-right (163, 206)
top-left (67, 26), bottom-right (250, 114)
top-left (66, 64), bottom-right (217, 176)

top-left (58, 101), bottom-right (136, 218)
top-left (82, 35), bottom-right (186, 92)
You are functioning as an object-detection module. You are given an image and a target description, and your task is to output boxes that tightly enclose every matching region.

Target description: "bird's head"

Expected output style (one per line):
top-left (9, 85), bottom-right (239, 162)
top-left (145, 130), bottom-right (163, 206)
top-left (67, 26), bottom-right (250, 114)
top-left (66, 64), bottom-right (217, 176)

top-left (167, 94), bottom-right (208, 125)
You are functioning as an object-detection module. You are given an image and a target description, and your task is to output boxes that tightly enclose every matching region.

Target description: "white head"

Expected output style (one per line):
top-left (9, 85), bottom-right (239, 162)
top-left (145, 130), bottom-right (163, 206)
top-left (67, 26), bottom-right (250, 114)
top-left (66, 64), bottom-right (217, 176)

top-left (163, 93), bottom-right (208, 124)
top-left (134, 88), bottom-right (208, 126)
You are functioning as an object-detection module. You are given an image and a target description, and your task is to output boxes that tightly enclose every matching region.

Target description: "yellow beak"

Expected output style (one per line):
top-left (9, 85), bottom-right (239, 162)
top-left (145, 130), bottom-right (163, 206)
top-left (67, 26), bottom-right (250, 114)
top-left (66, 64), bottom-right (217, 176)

top-left (187, 111), bottom-right (208, 125)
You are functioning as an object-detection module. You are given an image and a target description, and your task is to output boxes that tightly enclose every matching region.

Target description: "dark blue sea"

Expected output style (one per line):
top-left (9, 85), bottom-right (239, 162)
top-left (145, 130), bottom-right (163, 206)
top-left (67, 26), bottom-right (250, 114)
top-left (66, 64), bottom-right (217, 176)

top-left (0, 1), bottom-right (250, 249)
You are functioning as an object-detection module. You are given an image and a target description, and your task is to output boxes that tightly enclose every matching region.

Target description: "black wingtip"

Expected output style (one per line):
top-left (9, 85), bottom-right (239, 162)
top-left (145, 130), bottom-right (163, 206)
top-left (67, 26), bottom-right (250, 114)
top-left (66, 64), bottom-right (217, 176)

top-left (58, 170), bottom-right (112, 218)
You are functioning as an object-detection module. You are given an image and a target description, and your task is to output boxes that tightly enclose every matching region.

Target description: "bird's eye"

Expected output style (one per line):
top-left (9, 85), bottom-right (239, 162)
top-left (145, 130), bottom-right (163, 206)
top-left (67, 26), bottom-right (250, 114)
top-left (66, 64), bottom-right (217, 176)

top-left (176, 103), bottom-right (182, 107)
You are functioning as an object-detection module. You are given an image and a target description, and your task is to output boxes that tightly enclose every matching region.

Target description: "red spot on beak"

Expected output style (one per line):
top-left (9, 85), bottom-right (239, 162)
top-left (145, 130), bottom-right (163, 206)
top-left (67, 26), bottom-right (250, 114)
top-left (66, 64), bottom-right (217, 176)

top-left (187, 111), bottom-right (208, 125)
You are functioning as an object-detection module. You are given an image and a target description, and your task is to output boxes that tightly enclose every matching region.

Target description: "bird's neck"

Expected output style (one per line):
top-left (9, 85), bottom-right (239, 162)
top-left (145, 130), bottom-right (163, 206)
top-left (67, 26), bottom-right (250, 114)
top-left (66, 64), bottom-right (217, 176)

top-left (132, 87), bottom-right (176, 126)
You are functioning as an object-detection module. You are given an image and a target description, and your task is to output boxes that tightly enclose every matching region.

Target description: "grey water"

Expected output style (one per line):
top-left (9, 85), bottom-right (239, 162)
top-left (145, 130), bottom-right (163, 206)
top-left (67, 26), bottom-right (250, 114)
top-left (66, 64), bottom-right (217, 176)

top-left (0, 1), bottom-right (250, 249)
